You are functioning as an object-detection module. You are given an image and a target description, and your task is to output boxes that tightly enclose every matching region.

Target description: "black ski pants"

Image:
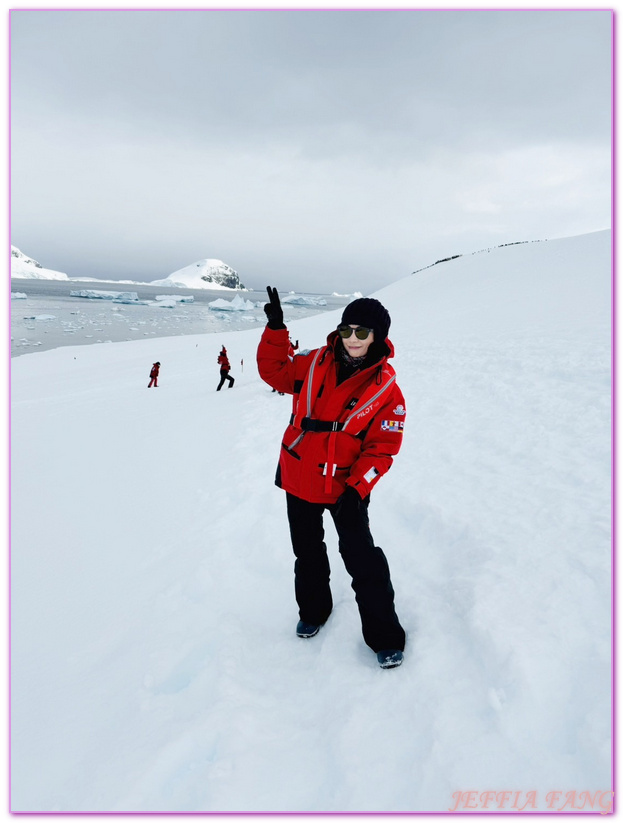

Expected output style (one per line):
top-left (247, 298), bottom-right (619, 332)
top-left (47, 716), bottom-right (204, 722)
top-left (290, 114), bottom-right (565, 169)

top-left (285, 491), bottom-right (405, 653)
top-left (216, 370), bottom-right (235, 390)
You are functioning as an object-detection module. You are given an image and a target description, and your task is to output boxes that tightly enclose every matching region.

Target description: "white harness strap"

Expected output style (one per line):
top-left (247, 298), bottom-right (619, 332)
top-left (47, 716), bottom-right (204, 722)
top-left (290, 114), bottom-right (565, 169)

top-left (341, 373), bottom-right (396, 434)
top-left (292, 347), bottom-right (325, 428)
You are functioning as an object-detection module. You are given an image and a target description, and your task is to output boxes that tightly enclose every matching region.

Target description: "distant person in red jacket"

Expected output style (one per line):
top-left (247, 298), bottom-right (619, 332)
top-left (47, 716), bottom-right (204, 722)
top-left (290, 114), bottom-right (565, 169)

top-left (216, 346), bottom-right (235, 390)
top-left (257, 287), bottom-right (406, 669)
top-left (148, 361), bottom-right (160, 388)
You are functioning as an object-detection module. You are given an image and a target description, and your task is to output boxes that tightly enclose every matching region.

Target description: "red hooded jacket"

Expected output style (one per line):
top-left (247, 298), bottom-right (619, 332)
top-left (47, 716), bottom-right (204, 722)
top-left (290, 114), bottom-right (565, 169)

top-left (257, 326), bottom-right (406, 504)
top-left (218, 350), bottom-right (231, 371)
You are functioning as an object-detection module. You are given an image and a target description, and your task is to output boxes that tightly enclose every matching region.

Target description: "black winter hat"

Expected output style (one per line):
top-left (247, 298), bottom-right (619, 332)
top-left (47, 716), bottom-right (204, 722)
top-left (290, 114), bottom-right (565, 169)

top-left (340, 298), bottom-right (391, 341)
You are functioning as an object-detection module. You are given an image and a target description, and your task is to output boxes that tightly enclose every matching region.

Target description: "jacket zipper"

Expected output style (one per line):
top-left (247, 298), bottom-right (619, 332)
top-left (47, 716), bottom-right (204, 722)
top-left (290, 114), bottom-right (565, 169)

top-left (287, 432), bottom-right (306, 450)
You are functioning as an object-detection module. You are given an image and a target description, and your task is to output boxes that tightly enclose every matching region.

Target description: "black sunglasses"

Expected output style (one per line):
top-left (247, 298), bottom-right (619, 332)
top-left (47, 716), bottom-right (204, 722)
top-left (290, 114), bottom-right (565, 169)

top-left (337, 324), bottom-right (373, 340)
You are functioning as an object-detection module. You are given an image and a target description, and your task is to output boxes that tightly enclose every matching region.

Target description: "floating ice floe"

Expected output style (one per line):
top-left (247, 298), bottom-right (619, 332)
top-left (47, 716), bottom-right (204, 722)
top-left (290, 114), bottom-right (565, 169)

top-left (71, 289), bottom-right (127, 300)
top-left (70, 289), bottom-right (150, 305)
top-left (208, 294), bottom-right (256, 312)
top-left (281, 294), bottom-right (327, 306)
top-left (23, 315), bottom-right (56, 321)
top-left (11, 292), bottom-right (27, 300)
top-left (155, 294), bottom-right (194, 304)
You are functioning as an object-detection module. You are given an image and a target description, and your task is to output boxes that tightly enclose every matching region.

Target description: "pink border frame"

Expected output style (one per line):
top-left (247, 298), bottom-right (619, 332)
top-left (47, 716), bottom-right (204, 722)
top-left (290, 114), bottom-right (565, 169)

top-left (7, 7), bottom-right (616, 816)
top-left (610, 8), bottom-right (616, 816)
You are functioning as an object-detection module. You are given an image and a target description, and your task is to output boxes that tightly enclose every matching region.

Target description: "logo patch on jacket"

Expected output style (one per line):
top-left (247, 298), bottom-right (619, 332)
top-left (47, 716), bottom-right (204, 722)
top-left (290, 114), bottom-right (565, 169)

top-left (364, 466), bottom-right (379, 484)
top-left (393, 404), bottom-right (406, 416)
top-left (381, 420), bottom-right (404, 432)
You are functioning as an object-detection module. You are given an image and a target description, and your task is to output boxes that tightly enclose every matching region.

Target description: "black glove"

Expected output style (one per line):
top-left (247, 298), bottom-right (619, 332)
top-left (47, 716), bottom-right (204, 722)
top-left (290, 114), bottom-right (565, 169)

top-left (264, 286), bottom-right (286, 330)
top-left (335, 485), bottom-right (365, 514)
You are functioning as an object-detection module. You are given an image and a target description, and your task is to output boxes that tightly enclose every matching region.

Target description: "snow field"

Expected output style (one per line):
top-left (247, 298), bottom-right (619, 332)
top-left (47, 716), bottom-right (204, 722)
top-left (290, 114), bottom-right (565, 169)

top-left (10, 231), bottom-right (612, 811)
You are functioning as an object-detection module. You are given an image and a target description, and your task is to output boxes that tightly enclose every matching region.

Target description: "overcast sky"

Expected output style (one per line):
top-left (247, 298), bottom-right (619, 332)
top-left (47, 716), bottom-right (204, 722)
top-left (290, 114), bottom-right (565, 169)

top-left (10, 9), bottom-right (612, 294)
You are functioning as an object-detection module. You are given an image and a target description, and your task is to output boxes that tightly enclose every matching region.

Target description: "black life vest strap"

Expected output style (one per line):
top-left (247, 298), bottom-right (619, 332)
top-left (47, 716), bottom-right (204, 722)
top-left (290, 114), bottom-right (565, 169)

top-left (289, 414), bottom-right (344, 433)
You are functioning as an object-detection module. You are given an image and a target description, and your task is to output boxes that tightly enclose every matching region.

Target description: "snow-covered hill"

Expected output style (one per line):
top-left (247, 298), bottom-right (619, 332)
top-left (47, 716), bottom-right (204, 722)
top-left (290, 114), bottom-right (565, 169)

top-left (150, 258), bottom-right (245, 290)
top-left (10, 230), bottom-right (612, 812)
top-left (11, 247), bottom-right (244, 290)
top-left (10, 246), bottom-right (69, 281)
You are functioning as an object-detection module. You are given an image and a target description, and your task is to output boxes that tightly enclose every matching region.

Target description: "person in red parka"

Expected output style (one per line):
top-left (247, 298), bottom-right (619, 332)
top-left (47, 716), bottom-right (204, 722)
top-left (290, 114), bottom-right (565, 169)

top-left (257, 287), bottom-right (406, 669)
top-left (148, 361), bottom-right (160, 388)
top-left (216, 346), bottom-right (235, 390)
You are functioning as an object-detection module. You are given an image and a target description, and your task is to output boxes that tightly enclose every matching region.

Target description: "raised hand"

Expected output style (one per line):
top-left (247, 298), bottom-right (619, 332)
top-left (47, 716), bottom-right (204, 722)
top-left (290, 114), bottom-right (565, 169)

top-left (264, 285), bottom-right (285, 329)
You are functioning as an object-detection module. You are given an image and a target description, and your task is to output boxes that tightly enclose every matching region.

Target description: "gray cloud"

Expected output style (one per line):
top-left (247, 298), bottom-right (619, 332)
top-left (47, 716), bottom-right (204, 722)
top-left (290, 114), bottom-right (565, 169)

top-left (10, 9), bottom-right (612, 293)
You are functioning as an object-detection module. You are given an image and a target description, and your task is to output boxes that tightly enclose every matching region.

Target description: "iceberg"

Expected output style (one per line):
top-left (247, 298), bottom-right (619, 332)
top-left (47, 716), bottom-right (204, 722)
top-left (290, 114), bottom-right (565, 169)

top-left (71, 289), bottom-right (136, 301)
top-left (282, 294), bottom-right (327, 306)
top-left (155, 295), bottom-right (194, 304)
top-left (69, 290), bottom-right (150, 305)
top-left (208, 294), bottom-right (256, 312)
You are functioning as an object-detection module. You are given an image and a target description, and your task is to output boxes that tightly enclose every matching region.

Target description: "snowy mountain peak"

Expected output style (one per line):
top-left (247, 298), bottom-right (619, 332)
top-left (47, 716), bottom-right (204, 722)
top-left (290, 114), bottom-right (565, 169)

top-left (11, 246), bottom-right (245, 290)
top-left (11, 246), bottom-right (69, 281)
top-left (12, 246), bottom-right (42, 269)
top-left (150, 259), bottom-right (246, 291)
